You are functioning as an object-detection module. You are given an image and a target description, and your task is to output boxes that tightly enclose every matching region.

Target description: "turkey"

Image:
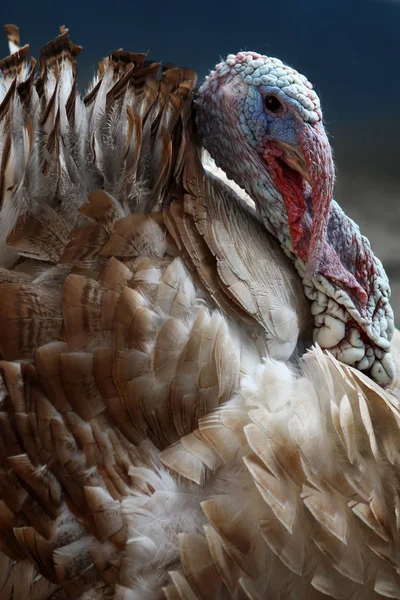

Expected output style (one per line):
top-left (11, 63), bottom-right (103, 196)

top-left (0, 23), bottom-right (400, 600)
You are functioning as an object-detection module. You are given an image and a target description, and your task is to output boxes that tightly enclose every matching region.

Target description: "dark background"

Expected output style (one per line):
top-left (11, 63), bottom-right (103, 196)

top-left (1, 0), bottom-right (399, 322)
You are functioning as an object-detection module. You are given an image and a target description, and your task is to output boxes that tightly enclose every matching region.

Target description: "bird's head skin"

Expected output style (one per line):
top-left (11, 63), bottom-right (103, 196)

top-left (196, 51), bottom-right (395, 387)
top-left (196, 51), bottom-right (334, 278)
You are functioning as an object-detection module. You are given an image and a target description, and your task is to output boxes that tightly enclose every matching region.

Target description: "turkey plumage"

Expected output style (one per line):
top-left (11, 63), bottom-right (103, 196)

top-left (0, 25), bottom-right (399, 600)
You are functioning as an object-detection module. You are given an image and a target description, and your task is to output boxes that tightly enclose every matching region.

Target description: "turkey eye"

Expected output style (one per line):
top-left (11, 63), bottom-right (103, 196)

top-left (265, 95), bottom-right (282, 113)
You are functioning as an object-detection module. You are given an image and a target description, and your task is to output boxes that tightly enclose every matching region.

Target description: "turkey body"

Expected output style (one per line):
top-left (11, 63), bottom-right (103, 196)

top-left (0, 27), bottom-right (400, 600)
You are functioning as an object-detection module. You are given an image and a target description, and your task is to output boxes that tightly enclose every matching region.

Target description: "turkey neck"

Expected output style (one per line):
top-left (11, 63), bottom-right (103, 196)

top-left (198, 112), bottom-right (296, 259)
top-left (196, 108), bottom-right (365, 307)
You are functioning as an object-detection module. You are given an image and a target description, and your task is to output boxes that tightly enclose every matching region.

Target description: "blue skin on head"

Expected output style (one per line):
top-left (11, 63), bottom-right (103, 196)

top-left (241, 85), bottom-right (303, 153)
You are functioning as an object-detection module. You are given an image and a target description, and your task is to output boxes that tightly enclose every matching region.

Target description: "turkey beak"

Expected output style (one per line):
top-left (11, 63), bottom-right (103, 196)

top-left (274, 141), bottom-right (310, 184)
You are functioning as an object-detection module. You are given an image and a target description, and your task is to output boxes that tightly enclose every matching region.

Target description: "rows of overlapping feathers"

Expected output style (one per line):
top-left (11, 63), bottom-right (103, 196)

top-left (0, 24), bottom-right (400, 600)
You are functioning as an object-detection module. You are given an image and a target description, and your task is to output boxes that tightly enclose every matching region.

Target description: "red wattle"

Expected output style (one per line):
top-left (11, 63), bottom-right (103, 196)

top-left (263, 145), bottom-right (307, 259)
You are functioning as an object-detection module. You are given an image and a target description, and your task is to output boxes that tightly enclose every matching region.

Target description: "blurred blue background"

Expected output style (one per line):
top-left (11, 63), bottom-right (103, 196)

top-left (1, 0), bottom-right (399, 321)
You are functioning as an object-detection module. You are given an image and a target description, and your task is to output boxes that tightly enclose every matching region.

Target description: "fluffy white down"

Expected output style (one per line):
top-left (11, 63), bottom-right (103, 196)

top-left (113, 343), bottom-right (400, 598)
